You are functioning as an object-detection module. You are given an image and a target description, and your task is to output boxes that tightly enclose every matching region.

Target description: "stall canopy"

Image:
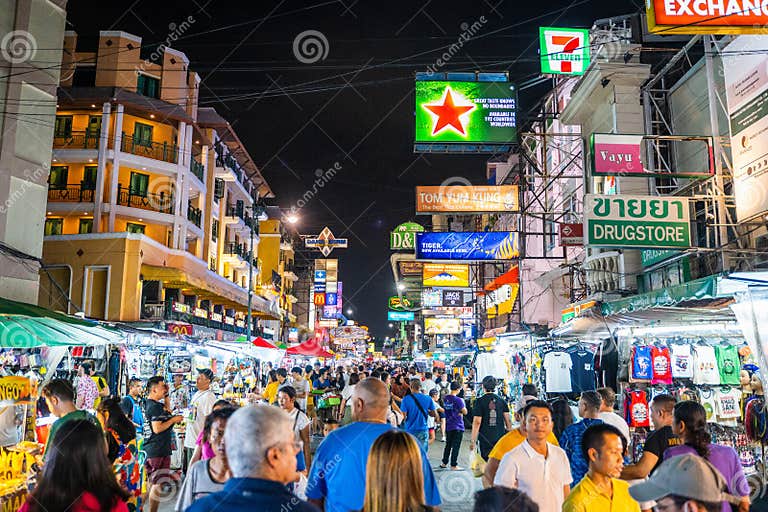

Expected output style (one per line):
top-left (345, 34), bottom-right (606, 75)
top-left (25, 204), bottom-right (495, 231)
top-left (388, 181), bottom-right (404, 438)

top-left (0, 297), bottom-right (123, 347)
top-left (286, 340), bottom-right (334, 358)
top-left (251, 336), bottom-right (278, 349)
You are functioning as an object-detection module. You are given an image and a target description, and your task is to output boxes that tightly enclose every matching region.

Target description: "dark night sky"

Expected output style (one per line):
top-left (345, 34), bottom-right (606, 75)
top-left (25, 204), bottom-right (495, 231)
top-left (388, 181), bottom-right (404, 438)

top-left (70, 0), bottom-right (638, 337)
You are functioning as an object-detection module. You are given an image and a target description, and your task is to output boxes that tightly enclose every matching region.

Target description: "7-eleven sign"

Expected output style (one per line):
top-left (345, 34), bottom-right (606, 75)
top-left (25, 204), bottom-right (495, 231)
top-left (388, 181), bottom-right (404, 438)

top-left (539, 27), bottom-right (590, 75)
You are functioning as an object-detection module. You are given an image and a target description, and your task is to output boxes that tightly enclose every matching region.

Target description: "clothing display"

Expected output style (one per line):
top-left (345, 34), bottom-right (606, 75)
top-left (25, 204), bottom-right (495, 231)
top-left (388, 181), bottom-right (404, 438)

top-left (625, 390), bottom-right (650, 428)
top-left (693, 345), bottom-right (720, 385)
top-left (650, 346), bottom-right (672, 385)
top-left (715, 345), bottom-right (741, 386)
top-left (670, 344), bottom-right (693, 379)
top-left (567, 346), bottom-right (596, 393)
top-left (542, 351), bottom-right (573, 393)
top-left (631, 346), bottom-right (653, 381)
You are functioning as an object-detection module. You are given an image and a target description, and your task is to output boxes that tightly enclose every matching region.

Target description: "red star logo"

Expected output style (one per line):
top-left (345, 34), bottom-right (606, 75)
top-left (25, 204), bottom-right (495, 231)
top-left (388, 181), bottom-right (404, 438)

top-left (424, 87), bottom-right (476, 136)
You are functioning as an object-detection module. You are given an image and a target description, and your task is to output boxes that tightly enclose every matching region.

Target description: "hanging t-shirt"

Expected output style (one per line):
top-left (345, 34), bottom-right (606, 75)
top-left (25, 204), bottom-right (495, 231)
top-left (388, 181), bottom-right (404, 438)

top-left (715, 388), bottom-right (742, 427)
top-left (715, 345), bottom-right (741, 386)
top-left (698, 388), bottom-right (718, 422)
top-left (567, 347), bottom-right (596, 393)
top-left (693, 345), bottom-right (720, 385)
top-left (632, 346), bottom-right (653, 381)
top-left (651, 346), bottom-right (673, 385)
top-left (627, 390), bottom-right (650, 427)
top-left (543, 351), bottom-right (573, 393)
top-left (670, 344), bottom-right (693, 379)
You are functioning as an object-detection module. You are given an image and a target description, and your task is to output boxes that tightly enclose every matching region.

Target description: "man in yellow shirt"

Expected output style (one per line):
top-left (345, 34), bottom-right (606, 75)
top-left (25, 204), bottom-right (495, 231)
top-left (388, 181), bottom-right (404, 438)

top-left (563, 423), bottom-right (640, 512)
top-left (483, 395), bottom-right (558, 487)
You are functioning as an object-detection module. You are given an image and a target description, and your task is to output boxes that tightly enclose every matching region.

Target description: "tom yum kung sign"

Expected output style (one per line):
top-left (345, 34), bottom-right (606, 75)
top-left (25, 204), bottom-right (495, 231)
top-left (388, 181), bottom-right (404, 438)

top-left (585, 195), bottom-right (692, 249)
top-left (416, 185), bottom-right (519, 213)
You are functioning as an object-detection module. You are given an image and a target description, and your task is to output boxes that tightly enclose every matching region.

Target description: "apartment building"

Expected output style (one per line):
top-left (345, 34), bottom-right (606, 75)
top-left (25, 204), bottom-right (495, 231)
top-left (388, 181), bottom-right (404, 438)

top-left (37, 30), bottom-right (294, 336)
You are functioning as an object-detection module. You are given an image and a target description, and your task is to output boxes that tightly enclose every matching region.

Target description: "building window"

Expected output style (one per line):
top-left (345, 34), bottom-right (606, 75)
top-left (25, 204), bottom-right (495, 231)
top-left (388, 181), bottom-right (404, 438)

top-left (44, 218), bottom-right (63, 236)
top-left (126, 223), bottom-right (145, 234)
top-left (133, 122), bottom-right (154, 147)
top-left (87, 115), bottom-right (102, 137)
top-left (82, 166), bottom-right (97, 190)
top-left (212, 219), bottom-right (219, 241)
top-left (78, 218), bottom-right (93, 234)
top-left (48, 166), bottom-right (68, 190)
top-left (129, 172), bottom-right (149, 197)
top-left (136, 73), bottom-right (160, 99)
top-left (213, 178), bottom-right (224, 201)
top-left (54, 116), bottom-right (72, 138)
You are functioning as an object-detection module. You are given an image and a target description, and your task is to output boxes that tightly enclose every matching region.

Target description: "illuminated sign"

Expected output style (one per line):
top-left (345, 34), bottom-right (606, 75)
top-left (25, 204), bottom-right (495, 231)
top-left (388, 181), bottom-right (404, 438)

top-left (416, 232), bottom-right (519, 261)
top-left (325, 292), bottom-right (338, 306)
top-left (172, 302), bottom-right (191, 314)
top-left (389, 296), bottom-right (414, 311)
top-left (390, 222), bottom-right (425, 250)
top-left (539, 27), bottom-right (590, 75)
top-left (194, 307), bottom-right (208, 319)
top-left (415, 185), bottom-right (518, 213)
top-left (442, 290), bottom-right (464, 307)
top-left (560, 223), bottom-right (584, 246)
top-left (422, 263), bottom-right (470, 287)
top-left (167, 322), bottom-right (194, 335)
top-left (0, 376), bottom-right (35, 405)
top-left (388, 311), bottom-right (415, 321)
top-left (591, 134), bottom-right (714, 178)
top-left (313, 293), bottom-right (326, 306)
top-left (306, 227), bottom-right (348, 257)
top-left (415, 80), bottom-right (517, 144)
top-left (314, 270), bottom-right (326, 282)
top-left (647, 0), bottom-right (768, 34)
top-left (424, 317), bottom-right (462, 335)
top-left (399, 261), bottom-right (424, 276)
top-left (210, 312), bottom-right (223, 322)
top-left (422, 288), bottom-right (442, 307)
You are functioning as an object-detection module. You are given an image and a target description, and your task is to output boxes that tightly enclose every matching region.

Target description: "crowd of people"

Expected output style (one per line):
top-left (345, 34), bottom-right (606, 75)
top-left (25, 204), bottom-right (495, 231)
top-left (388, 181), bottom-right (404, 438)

top-left (22, 361), bottom-right (754, 512)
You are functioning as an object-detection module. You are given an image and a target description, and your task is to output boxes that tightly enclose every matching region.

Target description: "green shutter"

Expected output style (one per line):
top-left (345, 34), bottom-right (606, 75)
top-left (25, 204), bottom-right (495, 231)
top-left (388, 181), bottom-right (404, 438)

top-left (44, 219), bottom-right (63, 236)
top-left (54, 116), bottom-right (72, 137)
top-left (78, 219), bottom-right (93, 234)
top-left (129, 172), bottom-right (149, 196)
top-left (133, 123), bottom-right (153, 147)
top-left (48, 166), bottom-right (68, 190)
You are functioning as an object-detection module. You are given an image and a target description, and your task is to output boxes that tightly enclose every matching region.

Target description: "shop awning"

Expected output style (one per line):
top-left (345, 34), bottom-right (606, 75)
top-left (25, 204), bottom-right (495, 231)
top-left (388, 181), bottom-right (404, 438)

top-left (484, 265), bottom-right (519, 292)
top-left (286, 340), bottom-right (334, 358)
top-left (252, 336), bottom-right (278, 349)
top-left (601, 275), bottom-right (720, 316)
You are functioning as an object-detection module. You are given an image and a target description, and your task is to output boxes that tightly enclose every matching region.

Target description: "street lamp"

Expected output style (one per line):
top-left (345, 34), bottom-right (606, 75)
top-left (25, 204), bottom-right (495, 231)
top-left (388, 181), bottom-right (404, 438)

top-left (388, 323), bottom-right (394, 329)
top-left (346, 308), bottom-right (353, 316)
top-left (285, 213), bottom-right (299, 224)
top-left (397, 283), bottom-right (405, 291)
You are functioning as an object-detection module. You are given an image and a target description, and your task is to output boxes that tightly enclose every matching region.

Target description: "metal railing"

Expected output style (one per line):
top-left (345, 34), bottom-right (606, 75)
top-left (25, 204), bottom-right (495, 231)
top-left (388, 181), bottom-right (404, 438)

top-left (116, 185), bottom-right (174, 214)
top-left (120, 132), bottom-right (179, 164)
top-left (187, 203), bottom-right (202, 227)
top-left (223, 242), bottom-right (246, 258)
top-left (53, 131), bottom-right (99, 149)
top-left (47, 184), bottom-right (94, 202)
top-left (140, 303), bottom-right (165, 320)
top-left (190, 159), bottom-right (205, 182)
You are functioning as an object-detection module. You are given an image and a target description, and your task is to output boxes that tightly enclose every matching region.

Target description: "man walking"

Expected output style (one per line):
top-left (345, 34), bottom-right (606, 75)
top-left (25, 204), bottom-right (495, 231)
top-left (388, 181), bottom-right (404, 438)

top-left (400, 378), bottom-right (439, 451)
top-left (290, 367), bottom-right (309, 411)
top-left (494, 400), bottom-right (572, 512)
top-left (120, 377), bottom-right (145, 434)
top-left (563, 423), bottom-right (640, 512)
top-left (470, 376), bottom-right (512, 461)
top-left (597, 387), bottom-right (630, 445)
top-left (559, 390), bottom-right (604, 485)
top-left (183, 369), bottom-right (217, 472)
top-left (440, 381), bottom-right (467, 470)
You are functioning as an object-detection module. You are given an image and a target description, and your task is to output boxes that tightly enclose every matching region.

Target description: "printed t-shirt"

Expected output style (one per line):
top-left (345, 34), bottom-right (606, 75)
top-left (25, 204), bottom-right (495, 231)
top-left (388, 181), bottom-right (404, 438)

top-left (472, 393), bottom-right (510, 451)
top-left (568, 347), bottom-right (596, 393)
top-left (693, 345), bottom-right (720, 385)
top-left (488, 428), bottom-right (559, 460)
top-left (442, 394), bottom-right (466, 432)
top-left (626, 390), bottom-right (650, 428)
top-left (543, 351), bottom-right (573, 393)
top-left (715, 387), bottom-right (742, 426)
top-left (184, 389), bottom-right (217, 449)
top-left (651, 346), bottom-right (672, 385)
top-left (401, 392), bottom-right (436, 433)
top-left (698, 388), bottom-right (718, 422)
top-left (671, 344), bottom-right (693, 379)
top-left (632, 346), bottom-right (653, 381)
top-left (715, 345), bottom-right (741, 385)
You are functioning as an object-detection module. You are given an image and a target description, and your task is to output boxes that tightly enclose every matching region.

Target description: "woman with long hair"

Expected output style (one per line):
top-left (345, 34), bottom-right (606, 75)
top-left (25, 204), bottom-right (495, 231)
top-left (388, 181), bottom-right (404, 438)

top-left (278, 385), bottom-right (312, 470)
top-left (175, 407), bottom-right (236, 511)
top-left (551, 398), bottom-right (575, 439)
top-left (361, 430), bottom-right (435, 512)
top-left (339, 372), bottom-right (360, 425)
top-left (664, 401), bottom-right (750, 512)
top-left (20, 419), bottom-right (130, 512)
top-left (96, 397), bottom-right (140, 511)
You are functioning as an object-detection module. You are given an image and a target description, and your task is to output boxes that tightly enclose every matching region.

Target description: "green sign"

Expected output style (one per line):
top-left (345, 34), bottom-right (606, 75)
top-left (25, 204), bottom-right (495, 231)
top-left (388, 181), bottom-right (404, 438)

top-left (414, 81), bottom-right (517, 144)
top-left (388, 296), bottom-right (413, 311)
top-left (585, 194), bottom-right (691, 249)
top-left (390, 222), bottom-right (424, 250)
top-left (641, 249), bottom-right (681, 267)
top-left (539, 27), bottom-right (590, 75)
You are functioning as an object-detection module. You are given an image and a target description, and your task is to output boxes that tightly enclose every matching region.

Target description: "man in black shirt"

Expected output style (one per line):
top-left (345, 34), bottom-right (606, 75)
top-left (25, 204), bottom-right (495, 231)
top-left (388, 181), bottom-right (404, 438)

top-left (470, 376), bottom-right (512, 461)
top-left (621, 394), bottom-right (678, 481)
top-left (144, 376), bottom-right (183, 512)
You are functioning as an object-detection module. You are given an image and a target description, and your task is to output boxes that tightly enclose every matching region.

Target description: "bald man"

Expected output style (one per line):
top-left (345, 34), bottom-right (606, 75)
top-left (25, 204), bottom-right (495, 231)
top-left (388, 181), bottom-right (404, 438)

top-left (306, 378), bottom-right (442, 512)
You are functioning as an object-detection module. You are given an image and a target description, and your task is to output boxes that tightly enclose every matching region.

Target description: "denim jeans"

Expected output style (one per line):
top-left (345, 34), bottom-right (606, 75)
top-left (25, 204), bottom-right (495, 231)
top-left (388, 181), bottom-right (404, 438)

top-left (412, 430), bottom-right (429, 452)
top-left (442, 429), bottom-right (463, 467)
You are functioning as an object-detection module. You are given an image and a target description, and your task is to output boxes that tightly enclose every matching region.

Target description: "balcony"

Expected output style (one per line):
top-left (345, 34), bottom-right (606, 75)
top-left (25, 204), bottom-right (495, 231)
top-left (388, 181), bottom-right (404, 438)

top-left (53, 131), bottom-right (99, 150)
top-left (141, 302), bottom-right (251, 334)
top-left (215, 152), bottom-right (253, 193)
top-left (116, 185), bottom-right (175, 214)
top-left (48, 184), bottom-right (95, 203)
top-left (190, 159), bottom-right (205, 182)
top-left (224, 242), bottom-right (247, 259)
top-left (187, 202), bottom-right (202, 228)
top-left (120, 132), bottom-right (179, 164)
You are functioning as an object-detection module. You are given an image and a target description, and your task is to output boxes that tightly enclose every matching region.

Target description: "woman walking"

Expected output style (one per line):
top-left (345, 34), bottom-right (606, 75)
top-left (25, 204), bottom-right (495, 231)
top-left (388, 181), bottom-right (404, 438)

top-left (96, 397), bottom-right (141, 511)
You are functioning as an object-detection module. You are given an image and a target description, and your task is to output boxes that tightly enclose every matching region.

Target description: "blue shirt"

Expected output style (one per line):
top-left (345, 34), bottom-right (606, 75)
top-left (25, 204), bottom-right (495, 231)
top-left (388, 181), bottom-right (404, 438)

top-left (187, 477), bottom-right (318, 512)
top-left (558, 418), bottom-right (604, 485)
top-left (306, 421), bottom-right (441, 512)
top-left (400, 392), bottom-right (437, 433)
top-left (120, 395), bottom-right (143, 430)
top-left (313, 378), bottom-right (331, 390)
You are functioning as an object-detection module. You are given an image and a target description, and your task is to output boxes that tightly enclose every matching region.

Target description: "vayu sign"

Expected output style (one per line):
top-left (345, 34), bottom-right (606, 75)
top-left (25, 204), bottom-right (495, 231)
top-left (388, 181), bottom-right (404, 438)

top-left (591, 134), bottom-right (714, 178)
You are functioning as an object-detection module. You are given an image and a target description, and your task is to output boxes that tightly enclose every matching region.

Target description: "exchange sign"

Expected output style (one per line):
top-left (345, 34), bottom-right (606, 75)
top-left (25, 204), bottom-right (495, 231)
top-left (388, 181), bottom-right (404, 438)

top-left (415, 185), bottom-right (518, 213)
top-left (390, 222), bottom-right (424, 250)
top-left (416, 232), bottom-right (519, 261)
top-left (647, 0), bottom-right (768, 34)
top-left (584, 194), bottom-right (691, 249)
top-left (539, 27), bottom-right (590, 75)
top-left (422, 288), bottom-right (442, 307)
top-left (415, 81), bottom-right (517, 144)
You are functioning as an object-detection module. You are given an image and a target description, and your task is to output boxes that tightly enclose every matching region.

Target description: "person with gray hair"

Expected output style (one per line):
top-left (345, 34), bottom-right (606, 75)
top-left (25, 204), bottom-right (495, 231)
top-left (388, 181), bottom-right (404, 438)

top-left (186, 405), bottom-right (319, 512)
top-left (306, 378), bottom-right (441, 511)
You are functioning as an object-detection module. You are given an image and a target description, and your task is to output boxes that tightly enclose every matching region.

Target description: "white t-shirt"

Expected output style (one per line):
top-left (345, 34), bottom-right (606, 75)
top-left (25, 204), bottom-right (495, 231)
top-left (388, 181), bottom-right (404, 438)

top-left (184, 389), bottom-right (217, 449)
top-left (715, 388), bottom-right (742, 426)
top-left (287, 408), bottom-right (311, 438)
top-left (598, 411), bottom-right (630, 443)
top-left (494, 440), bottom-right (572, 512)
top-left (693, 345), bottom-right (720, 385)
top-left (671, 344), bottom-right (693, 379)
top-left (292, 377), bottom-right (310, 411)
top-left (422, 379), bottom-right (437, 396)
top-left (543, 352), bottom-right (573, 393)
top-left (341, 384), bottom-right (357, 408)
top-left (698, 388), bottom-right (718, 423)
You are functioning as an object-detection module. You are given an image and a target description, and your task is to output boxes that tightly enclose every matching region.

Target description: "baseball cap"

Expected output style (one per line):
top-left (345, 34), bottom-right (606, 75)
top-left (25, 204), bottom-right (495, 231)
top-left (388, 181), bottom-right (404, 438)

top-left (197, 368), bottom-right (214, 381)
top-left (516, 395), bottom-right (538, 413)
top-left (628, 454), bottom-right (741, 505)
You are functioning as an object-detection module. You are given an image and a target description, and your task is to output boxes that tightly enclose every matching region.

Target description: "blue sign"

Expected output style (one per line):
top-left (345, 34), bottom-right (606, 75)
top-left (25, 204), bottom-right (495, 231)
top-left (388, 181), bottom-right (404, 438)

top-left (388, 311), bottom-right (415, 321)
top-left (325, 292), bottom-right (338, 306)
top-left (314, 283), bottom-right (326, 292)
top-left (415, 232), bottom-right (519, 261)
top-left (314, 270), bottom-right (326, 282)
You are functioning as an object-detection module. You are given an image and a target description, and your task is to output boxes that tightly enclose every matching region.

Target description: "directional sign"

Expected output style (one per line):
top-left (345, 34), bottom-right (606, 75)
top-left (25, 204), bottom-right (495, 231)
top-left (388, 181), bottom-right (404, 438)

top-left (305, 227), bottom-right (349, 257)
top-left (559, 223), bottom-right (583, 246)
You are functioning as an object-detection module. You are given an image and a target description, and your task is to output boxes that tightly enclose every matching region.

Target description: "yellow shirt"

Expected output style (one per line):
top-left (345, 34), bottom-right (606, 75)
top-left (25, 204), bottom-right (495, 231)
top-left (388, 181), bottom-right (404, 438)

top-left (488, 427), bottom-right (558, 460)
top-left (306, 377), bottom-right (314, 407)
top-left (264, 381), bottom-right (279, 404)
top-left (562, 475), bottom-right (641, 512)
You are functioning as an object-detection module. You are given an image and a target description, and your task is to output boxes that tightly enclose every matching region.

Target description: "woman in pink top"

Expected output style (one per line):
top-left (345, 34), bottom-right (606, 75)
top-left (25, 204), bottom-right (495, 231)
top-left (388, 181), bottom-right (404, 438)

top-left (19, 419), bottom-right (129, 512)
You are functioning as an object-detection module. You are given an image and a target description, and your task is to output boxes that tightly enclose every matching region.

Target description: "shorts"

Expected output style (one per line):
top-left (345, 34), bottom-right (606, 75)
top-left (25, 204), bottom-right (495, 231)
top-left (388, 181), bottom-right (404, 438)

top-left (438, 412), bottom-right (446, 419)
top-left (145, 456), bottom-right (171, 484)
top-left (429, 427), bottom-right (435, 433)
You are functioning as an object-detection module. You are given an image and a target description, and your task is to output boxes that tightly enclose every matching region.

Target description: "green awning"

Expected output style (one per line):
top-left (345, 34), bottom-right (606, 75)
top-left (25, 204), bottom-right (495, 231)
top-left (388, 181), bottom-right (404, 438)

top-left (601, 275), bottom-right (720, 316)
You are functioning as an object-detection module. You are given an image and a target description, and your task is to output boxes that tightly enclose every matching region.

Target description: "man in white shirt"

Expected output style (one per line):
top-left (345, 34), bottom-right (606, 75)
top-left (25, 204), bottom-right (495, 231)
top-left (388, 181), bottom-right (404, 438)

top-left (183, 368), bottom-right (217, 472)
top-left (422, 371), bottom-right (437, 396)
top-left (494, 400), bottom-right (572, 512)
top-left (290, 366), bottom-right (309, 411)
top-left (596, 387), bottom-right (630, 445)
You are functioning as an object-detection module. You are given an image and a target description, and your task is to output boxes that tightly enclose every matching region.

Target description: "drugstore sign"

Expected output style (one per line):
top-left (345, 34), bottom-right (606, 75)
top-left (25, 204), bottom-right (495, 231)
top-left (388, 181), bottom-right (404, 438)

top-left (647, 0), bottom-right (768, 34)
top-left (585, 194), bottom-right (692, 249)
top-left (0, 376), bottom-right (35, 405)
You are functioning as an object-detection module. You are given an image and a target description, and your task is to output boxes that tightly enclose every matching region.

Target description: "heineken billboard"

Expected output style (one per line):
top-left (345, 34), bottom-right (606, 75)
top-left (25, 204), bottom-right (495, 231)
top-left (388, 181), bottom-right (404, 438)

top-left (390, 222), bottom-right (424, 250)
top-left (585, 194), bottom-right (691, 249)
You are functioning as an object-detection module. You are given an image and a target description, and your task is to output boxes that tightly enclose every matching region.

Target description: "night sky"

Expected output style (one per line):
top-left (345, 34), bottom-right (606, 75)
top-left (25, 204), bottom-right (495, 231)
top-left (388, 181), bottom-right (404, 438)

top-left (70, 0), bottom-right (638, 337)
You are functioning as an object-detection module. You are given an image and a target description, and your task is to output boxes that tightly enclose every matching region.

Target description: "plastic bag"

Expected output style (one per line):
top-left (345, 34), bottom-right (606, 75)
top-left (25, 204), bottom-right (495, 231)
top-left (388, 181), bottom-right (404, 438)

top-left (470, 448), bottom-right (485, 478)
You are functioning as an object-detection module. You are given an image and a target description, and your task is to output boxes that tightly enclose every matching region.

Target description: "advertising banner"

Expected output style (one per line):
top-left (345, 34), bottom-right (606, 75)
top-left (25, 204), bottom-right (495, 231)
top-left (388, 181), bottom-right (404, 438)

top-left (584, 194), bottom-right (691, 248)
top-left (325, 292), bottom-right (338, 306)
top-left (389, 296), bottom-right (414, 311)
top-left (415, 185), bottom-right (519, 213)
top-left (415, 81), bottom-right (517, 144)
top-left (167, 322), bottom-right (194, 335)
top-left (388, 311), bottom-right (415, 321)
top-left (322, 306), bottom-right (337, 319)
top-left (442, 289), bottom-right (464, 307)
top-left (723, 36), bottom-right (768, 221)
top-left (422, 288), bottom-right (442, 307)
top-left (0, 376), bottom-right (35, 405)
top-left (647, 0), bottom-right (768, 34)
top-left (314, 270), bottom-right (326, 282)
top-left (416, 232), bottom-right (519, 260)
top-left (591, 134), bottom-right (714, 178)
top-left (399, 261), bottom-right (423, 276)
top-left (424, 317), bottom-right (462, 335)
top-left (390, 222), bottom-right (425, 250)
top-left (539, 27), bottom-right (590, 75)
top-left (313, 293), bottom-right (326, 306)
top-left (422, 263), bottom-right (470, 287)
top-left (641, 249), bottom-right (681, 268)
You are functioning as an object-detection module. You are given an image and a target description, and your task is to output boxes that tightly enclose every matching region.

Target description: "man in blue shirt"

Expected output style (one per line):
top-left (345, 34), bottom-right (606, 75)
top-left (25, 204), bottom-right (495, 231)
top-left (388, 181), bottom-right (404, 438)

top-left (312, 368), bottom-right (331, 390)
top-left (558, 390), bottom-right (604, 485)
top-left (120, 377), bottom-right (144, 434)
top-left (400, 378), bottom-right (439, 451)
top-left (307, 378), bottom-right (441, 512)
